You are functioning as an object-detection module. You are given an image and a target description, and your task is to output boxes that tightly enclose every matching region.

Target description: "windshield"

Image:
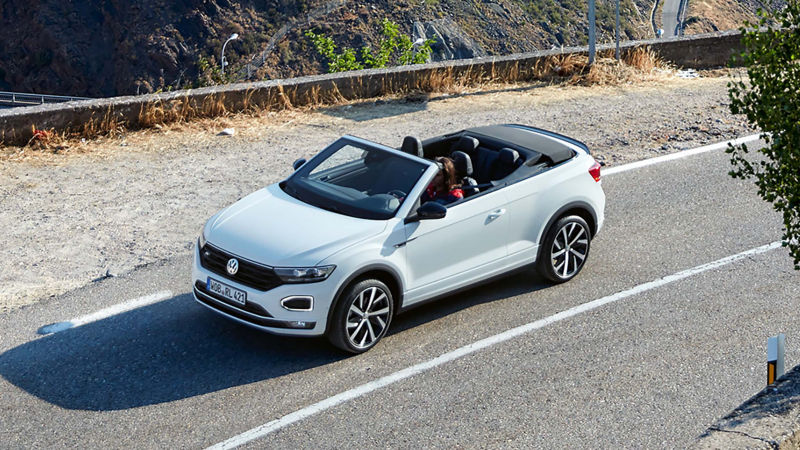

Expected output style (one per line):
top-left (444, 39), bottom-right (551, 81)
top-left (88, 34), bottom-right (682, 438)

top-left (283, 138), bottom-right (429, 220)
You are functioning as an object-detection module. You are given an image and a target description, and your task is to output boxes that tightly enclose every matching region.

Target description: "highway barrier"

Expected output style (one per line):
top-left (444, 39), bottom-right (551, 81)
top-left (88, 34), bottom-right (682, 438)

top-left (0, 30), bottom-right (743, 146)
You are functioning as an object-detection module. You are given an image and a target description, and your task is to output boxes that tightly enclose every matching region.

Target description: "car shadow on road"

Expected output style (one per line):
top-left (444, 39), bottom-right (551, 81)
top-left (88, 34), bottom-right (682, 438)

top-left (0, 271), bottom-right (549, 412)
top-left (0, 293), bottom-right (344, 412)
top-left (388, 268), bottom-right (549, 335)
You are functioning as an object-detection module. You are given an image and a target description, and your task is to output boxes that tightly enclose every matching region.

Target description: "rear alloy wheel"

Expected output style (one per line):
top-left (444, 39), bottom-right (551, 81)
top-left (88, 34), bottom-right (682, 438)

top-left (537, 215), bottom-right (591, 283)
top-left (328, 279), bottom-right (394, 354)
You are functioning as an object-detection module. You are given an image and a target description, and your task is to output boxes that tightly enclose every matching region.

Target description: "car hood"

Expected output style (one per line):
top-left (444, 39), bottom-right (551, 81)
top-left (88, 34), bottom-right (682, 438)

top-left (205, 184), bottom-right (387, 267)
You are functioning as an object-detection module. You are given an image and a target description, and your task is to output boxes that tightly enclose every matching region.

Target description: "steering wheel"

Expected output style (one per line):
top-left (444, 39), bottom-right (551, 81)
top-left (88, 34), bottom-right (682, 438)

top-left (387, 190), bottom-right (407, 200)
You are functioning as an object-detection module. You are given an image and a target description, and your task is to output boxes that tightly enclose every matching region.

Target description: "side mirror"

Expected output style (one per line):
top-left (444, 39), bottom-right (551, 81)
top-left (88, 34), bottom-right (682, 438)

top-left (292, 158), bottom-right (306, 171)
top-left (406, 202), bottom-right (447, 223)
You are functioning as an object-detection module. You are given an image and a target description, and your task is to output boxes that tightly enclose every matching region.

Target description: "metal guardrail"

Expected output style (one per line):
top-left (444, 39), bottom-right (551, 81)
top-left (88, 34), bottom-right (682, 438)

top-left (0, 91), bottom-right (90, 108)
top-left (678, 0), bottom-right (688, 36)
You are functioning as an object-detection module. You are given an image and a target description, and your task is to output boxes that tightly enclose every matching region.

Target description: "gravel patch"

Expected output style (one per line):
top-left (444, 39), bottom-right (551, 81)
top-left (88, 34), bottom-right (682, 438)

top-left (0, 77), bottom-right (755, 313)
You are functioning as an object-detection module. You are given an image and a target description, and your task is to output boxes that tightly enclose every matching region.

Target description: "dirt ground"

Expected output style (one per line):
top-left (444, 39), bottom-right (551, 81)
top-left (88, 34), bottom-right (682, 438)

top-left (0, 75), bottom-right (755, 312)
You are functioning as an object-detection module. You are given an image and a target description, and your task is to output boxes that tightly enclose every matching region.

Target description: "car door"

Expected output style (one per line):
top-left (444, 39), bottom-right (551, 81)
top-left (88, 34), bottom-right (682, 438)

top-left (402, 189), bottom-right (510, 303)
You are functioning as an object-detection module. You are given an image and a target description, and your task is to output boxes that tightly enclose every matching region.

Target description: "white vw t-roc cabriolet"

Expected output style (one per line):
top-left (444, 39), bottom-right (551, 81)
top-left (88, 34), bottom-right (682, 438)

top-left (192, 125), bottom-right (605, 353)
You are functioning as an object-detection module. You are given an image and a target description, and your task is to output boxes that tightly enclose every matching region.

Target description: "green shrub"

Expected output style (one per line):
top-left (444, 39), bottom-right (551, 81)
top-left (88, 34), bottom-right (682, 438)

top-left (728, 1), bottom-right (800, 268)
top-left (306, 18), bottom-right (434, 73)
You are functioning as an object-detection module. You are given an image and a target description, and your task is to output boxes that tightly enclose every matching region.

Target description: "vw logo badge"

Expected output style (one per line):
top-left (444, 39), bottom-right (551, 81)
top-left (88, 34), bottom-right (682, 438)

top-left (226, 258), bottom-right (239, 275)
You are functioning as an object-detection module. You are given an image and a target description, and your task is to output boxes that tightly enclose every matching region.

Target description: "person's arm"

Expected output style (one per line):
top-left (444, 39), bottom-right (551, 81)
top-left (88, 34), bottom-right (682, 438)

top-left (444, 189), bottom-right (464, 204)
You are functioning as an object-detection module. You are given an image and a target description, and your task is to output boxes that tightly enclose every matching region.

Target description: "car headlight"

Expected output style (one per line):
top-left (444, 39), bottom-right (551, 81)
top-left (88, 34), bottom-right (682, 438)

top-left (274, 265), bottom-right (336, 283)
top-left (198, 224), bottom-right (207, 248)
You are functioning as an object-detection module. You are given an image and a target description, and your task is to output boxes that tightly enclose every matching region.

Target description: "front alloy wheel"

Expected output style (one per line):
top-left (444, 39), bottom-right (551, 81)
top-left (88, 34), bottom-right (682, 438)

top-left (537, 215), bottom-right (591, 283)
top-left (328, 279), bottom-right (394, 354)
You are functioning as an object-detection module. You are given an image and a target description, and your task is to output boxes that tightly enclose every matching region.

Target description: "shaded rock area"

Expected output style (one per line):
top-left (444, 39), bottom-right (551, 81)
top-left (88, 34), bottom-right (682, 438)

top-left (413, 18), bottom-right (488, 61)
top-left (2, 0), bottom-right (658, 97)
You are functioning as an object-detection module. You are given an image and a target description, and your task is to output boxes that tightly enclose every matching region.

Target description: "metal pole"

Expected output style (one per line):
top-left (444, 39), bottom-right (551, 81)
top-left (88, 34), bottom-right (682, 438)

top-left (221, 40), bottom-right (229, 76)
top-left (615, 0), bottom-right (621, 61)
top-left (588, 0), bottom-right (596, 65)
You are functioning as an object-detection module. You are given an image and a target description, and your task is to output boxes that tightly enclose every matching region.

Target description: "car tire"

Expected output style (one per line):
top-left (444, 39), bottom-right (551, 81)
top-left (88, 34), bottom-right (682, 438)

top-left (328, 278), bottom-right (394, 354)
top-left (537, 215), bottom-right (591, 284)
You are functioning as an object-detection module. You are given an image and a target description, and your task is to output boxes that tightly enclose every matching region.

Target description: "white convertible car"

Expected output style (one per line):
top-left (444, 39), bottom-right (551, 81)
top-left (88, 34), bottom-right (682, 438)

top-left (192, 125), bottom-right (605, 353)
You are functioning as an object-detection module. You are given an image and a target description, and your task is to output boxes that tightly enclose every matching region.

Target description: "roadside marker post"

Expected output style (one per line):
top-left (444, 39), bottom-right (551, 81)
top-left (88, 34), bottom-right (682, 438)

top-left (615, 0), bottom-right (621, 61)
top-left (588, 0), bottom-right (596, 64)
top-left (767, 334), bottom-right (785, 385)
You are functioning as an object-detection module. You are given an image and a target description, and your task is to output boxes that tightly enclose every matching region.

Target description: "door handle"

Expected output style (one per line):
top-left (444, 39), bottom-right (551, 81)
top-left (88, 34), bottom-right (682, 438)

top-left (488, 209), bottom-right (506, 219)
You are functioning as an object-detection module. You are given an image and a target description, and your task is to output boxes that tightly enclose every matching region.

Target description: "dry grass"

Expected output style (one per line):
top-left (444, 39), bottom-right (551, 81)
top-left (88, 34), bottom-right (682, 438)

top-left (4, 45), bottom-right (672, 154)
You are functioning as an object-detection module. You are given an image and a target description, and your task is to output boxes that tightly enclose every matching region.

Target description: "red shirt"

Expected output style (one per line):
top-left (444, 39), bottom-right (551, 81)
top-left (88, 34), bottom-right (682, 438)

top-left (422, 184), bottom-right (464, 205)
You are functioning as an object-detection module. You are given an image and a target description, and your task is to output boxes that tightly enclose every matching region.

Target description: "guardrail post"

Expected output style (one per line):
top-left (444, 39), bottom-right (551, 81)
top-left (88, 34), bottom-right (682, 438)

top-left (11, 93), bottom-right (15, 105)
top-left (768, 334), bottom-right (785, 385)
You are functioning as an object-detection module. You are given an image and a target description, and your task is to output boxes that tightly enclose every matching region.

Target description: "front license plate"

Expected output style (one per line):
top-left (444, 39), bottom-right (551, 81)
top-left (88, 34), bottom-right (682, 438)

top-left (207, 277), bottom-right (247, 305)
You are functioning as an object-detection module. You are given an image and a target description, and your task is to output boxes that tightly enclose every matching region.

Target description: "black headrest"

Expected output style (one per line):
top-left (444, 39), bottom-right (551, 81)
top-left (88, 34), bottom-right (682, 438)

top-left (453, 136), bottom-right (479, 156)
top-left (451, 151), bottom-right (473, 177)
top-left (401, 136), bottom-right (424, 158)
top-left (499, 148), bottom-right (519, 165)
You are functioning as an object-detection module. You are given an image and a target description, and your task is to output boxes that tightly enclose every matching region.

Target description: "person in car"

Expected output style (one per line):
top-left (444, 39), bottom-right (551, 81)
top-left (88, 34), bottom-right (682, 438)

top-left (421, 157), bottom-right (464, 205)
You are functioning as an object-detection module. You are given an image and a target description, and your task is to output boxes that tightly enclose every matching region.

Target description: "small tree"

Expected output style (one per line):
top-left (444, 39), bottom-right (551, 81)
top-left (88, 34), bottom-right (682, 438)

top-left (728, 1), bottom-right (800, 269)
top-left (305, 30), bottom-right (364, 72)
top-left (306, 19), bottom-right (434, 73)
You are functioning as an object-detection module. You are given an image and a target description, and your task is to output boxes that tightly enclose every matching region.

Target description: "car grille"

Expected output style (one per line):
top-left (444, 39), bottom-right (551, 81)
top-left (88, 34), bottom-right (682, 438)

top-left (199, 243), bottom-right (284, 292)
top-left (193, 281), bottom-right (274, 317)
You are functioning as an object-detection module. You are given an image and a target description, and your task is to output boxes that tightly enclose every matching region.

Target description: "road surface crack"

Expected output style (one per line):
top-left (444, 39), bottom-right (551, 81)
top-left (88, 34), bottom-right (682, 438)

top-left (708, 426), bottom-right (779, 449)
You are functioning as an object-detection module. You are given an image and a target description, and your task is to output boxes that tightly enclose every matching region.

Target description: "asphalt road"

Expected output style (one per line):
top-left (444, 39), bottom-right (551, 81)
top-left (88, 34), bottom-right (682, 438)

top-left (1, 140), bottom-right (798, 449)
top-left (662, 0), bottom-right (683, 37)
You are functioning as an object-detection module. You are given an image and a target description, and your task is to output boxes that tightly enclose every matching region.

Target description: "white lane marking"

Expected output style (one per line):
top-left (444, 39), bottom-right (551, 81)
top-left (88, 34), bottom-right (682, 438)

top-left (604, 133), bottom-right (763, 176)
top-left (207, 241), bottom-right (782, 450)
top-left (37, 291), bottom-right (173, 335)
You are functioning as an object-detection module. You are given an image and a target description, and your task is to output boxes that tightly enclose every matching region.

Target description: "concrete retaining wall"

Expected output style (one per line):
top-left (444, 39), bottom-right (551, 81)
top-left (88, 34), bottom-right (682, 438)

top-left (0, 30), bottom-right (744, 146)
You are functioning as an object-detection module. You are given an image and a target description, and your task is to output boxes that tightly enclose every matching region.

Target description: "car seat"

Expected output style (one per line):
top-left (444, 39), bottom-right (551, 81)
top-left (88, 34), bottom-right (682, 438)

top-left (401, 136), bottom-right (424, 158)
top-left (489, 148), bottom-right (524, 181)
top-left (451, 151), bottom-right (479, 197)
top-left (451, 135), bottom-right (479, 158)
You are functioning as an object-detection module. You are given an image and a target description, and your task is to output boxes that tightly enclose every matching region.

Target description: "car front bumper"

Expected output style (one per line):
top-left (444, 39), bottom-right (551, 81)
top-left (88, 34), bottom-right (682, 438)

top-left (191, 242), bottom-right (336, 337)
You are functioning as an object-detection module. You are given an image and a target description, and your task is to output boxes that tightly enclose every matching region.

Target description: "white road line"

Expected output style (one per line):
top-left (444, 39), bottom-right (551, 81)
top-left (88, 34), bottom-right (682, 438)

top-left (207, 241), bottom-right (782, 450)
top-left (37, 291), bottom-right (173, 335)
top-left (604, 133), bottom-right (763, 176)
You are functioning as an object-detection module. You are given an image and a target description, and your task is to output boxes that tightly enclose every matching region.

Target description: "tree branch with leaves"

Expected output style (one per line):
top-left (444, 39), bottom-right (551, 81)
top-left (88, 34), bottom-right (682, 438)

top-left (728, 0), bottom-right (800, 269)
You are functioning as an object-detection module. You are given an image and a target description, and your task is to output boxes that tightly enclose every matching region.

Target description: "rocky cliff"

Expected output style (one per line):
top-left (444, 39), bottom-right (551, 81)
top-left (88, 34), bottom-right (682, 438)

top-left (0, 0), bottom-right (755, 98)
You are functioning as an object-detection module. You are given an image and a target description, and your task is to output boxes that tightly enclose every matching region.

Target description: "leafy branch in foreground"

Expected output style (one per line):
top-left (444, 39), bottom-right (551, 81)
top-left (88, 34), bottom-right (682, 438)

top-left (727, 0), bottom-right (800, 269)
top-left (306, 19), bottom-right (435, 73)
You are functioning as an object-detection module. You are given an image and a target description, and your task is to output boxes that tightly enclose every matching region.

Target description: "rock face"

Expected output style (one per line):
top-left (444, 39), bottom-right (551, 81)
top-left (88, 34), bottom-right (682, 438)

top-left (0, 0), bottom-right (283, 97)
top-left (413, 18), bottom-right (487, 61)
top-left (0, 0), bottom-right (675, 97)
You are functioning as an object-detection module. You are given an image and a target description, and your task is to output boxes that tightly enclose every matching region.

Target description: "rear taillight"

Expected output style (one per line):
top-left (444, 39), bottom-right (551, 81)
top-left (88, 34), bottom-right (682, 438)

top-left (589, 161), bottom-right (601, 182)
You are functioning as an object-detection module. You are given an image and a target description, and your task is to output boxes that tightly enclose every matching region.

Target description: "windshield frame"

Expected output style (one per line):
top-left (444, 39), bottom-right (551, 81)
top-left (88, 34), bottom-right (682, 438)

top-left (283, 136), bottom-right (435, 221)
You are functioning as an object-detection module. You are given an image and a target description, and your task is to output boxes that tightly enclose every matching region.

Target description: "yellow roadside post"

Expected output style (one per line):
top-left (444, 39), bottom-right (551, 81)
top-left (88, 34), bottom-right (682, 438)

top-left (767, 334), bottom-right (785, 385)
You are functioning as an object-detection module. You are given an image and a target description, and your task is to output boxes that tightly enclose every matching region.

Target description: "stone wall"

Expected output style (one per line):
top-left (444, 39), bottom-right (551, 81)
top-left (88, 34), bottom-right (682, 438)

top-left (0, 30), bottom-right (744, 146)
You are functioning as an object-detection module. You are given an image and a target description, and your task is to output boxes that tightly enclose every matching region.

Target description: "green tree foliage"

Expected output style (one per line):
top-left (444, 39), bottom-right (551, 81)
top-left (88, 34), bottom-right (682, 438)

top-left (305, 30), bottom-right (364, 72)
top-left (306, 19), bottom-right (434, 73)
top-left (728, 1), bottom-right (800, 269)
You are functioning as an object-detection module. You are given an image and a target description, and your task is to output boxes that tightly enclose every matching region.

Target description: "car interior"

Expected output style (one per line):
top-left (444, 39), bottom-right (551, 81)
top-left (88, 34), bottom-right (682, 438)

top-left (400, 128), bottom-right (571, 202)
top-left (290, 127), bottom-right (576, 218)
